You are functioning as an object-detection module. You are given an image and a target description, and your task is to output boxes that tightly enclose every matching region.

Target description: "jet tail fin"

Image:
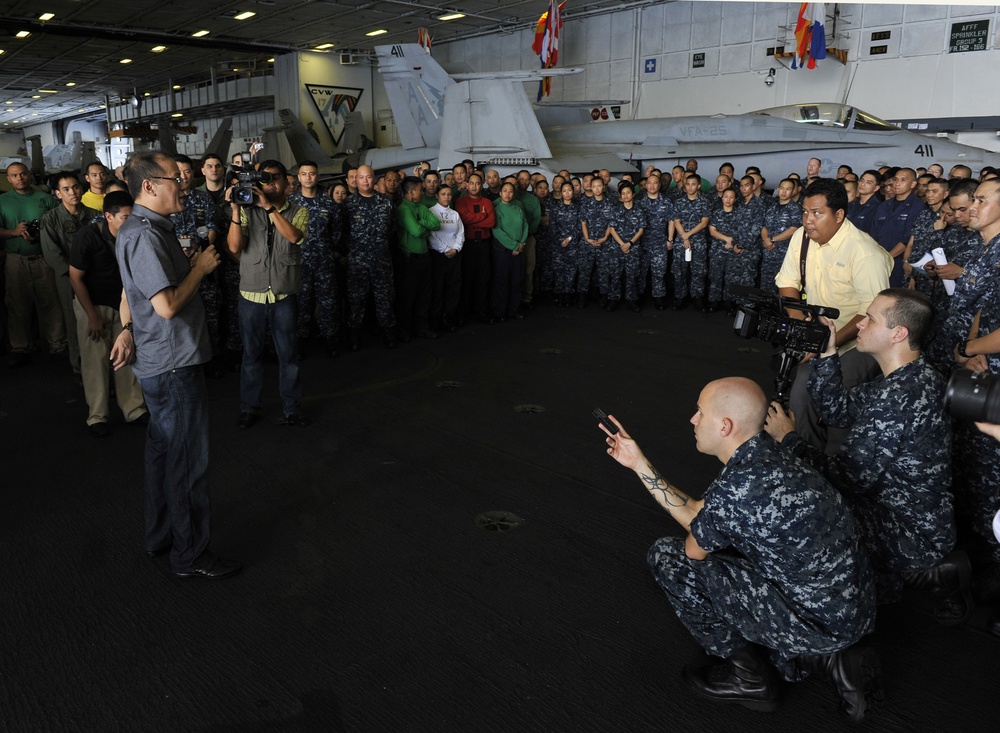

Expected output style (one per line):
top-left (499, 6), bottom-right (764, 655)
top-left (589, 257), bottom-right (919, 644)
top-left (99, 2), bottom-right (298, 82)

top-left (437, 79), bottom-right (552, 169)
top-left (375, 44), bottom-right (453, 150)
top-left (275, 109), bottom-right (340, 167)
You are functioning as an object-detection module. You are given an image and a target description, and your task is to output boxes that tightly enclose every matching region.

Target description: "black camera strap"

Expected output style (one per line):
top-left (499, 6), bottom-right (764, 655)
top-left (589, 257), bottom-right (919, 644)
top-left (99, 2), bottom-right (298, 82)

top-left (799, 235), bottom-right (811, 300)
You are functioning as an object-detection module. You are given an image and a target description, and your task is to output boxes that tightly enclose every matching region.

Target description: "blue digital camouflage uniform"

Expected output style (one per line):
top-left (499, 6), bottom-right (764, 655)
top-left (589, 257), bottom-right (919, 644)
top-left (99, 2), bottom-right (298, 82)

top-left (580, 196), bottom-right (613, 297)
top-left (535, 197), bottom-right (554, 292)
top-left (170, 189), bottom-right (221, 353)
top-left (637, 194), bottom-right (676, 299)
top-left (671, 194), bottom-right (712, 301)
top-left (781, 354), bottom-right (955, 601)
top-left (606, 202), bottom-right (646, 302)
top-left (345, 192), bottom-right (396, 329)
top-left (727, 196), bottom-right (765, 305)
top-left (648, 433), bottom-right (876, 681)
top-left (930, 232), bottom-right (1000, 567)
top-left (289, 191), bottom-right (340, 340)
top-left (930, 225), bottom-right (980, 322)
top-left (760, 200), bottom-right (803, 295)
top-left (548, 199), bottom-right (582, 296)
top-left (707, 207), bottom-right (736, 305)
top-left (198, 186), bottom-right (243, 354)
top-left (907, 208), bottom-right (944, 299)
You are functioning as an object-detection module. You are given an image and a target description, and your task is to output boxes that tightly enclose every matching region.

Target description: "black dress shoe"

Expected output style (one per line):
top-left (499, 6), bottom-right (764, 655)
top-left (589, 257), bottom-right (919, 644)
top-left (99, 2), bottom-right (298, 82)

top-left (683, 645), bottom-right (781, 712)
top-left (795, 645), bottom-right (882, 723)
top-left (279, 412), bottom-right (309, 427)
top-left (238, 412), bottom-right (257, 429)
top-left (88, 422), bottom-right (111, 438)
top-left (172, 551), bottom-right (242, 580)
top-left (145, 544), bottom-right (170, 559)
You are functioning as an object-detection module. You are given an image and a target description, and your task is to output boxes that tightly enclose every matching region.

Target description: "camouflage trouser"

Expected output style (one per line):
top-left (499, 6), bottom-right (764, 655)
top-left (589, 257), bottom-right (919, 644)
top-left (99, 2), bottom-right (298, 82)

top-left (220, 258), bottom-right (243, 353)
top-left (639, 241), bottom-right (669, 298)
top-left (952, 422), bottom-right (1000, 565)
top-left (759, 248), bottom-right (785, 295)
top-left (606, 246), bottom-right (640, 301)
top-left (596, 243), bottom-right (612, 296)
top-left (199, 273), bottom-right (222, 356)
top-left (707, 244), bottom-right (730, 303)
top-left (726, 252), bottom-right (761, 307)
top-left (347, 253), bottom-right (396, 329)
top-left (553, 241), bottom-right (576, 294)
top-left (648, 537), bottom-right (862, 681)
top-left (671, 237), bottom-right (708, 300)
top-left (574, 244), bottom-right (599, 293)
top-left (297, 249), bottom-right (339, 339)
top-left (536, 233), bottom-right (555, 291)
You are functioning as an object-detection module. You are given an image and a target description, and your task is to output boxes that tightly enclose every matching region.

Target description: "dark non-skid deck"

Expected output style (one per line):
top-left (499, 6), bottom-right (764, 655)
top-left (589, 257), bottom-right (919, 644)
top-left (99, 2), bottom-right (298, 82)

top-left (2, 301), bottom-right (996, 732)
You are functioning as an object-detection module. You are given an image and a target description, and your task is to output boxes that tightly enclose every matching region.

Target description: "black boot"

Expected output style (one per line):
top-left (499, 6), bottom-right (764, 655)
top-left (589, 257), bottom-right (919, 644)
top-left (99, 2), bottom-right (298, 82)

top-left (654, 297), bottom-right (666, 311)
top-left (576, 292), bottom-right (587, 309)
top-left (349, 328), bottom-right (362, 352)
top-left (796, 645), bottom-right (882, 723)
top-left (682, 645), bottom-right (781, 712)
top-left (904, 549), bottom-right (973, 625)
top-left (626, 299), bottom-right (640, 312)
top-left (383, 327), bottom-right (397, 349)
top-left (324, 337), bottom-right (339, 358)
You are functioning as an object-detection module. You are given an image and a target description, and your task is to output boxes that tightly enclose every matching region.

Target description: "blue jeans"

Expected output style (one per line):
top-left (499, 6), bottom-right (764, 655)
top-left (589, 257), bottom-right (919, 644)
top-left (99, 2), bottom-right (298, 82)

top-left (238, 294), bottom-right (301, 416)
top-left (139, 366), bottom-right (211, 573)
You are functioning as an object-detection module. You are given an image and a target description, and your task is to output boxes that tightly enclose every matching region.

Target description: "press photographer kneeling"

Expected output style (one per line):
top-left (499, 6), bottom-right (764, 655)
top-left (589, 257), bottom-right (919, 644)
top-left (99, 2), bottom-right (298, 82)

top-left (765, 289), bottom-right (970, 622)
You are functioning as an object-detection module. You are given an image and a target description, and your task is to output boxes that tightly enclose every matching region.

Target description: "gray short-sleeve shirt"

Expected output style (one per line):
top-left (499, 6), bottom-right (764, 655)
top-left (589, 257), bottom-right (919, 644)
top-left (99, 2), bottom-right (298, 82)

top-left (116, 203), bottom-right (211, 378)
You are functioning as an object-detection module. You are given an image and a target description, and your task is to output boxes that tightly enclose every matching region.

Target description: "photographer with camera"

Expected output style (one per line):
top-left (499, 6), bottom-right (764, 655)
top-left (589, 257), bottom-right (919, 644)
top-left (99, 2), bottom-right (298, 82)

top-left (0, 162), bottom-right (63, 369)
top-left (775, 178), bottom-right (893, 454)
top-left (765, 289), bottom-right (969, 622)
top-left (226, 160), bottom-right (308, 429)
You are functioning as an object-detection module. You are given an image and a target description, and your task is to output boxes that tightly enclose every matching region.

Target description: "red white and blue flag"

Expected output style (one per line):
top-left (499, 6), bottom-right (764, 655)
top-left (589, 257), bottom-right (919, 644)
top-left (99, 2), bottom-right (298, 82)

top-left (792, 3), bottom-right (826, 69)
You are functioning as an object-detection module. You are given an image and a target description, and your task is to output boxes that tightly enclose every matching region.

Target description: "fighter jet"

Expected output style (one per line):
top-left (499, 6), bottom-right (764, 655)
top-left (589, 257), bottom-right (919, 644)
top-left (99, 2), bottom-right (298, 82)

top-left (375, 43), bottom-right (1000, 181)
top-left (264, 108), bottom-right (368, 176)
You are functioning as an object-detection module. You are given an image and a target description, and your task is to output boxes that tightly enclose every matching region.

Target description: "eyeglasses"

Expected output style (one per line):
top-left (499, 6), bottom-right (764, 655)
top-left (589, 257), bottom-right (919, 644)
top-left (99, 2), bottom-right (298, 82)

top-left (148, 175), bottom-right (182, 185)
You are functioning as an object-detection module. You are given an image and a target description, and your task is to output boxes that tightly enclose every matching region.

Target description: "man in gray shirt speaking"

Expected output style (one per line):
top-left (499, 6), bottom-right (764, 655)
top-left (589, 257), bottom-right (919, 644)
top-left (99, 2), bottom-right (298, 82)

top-left (115, 152), bottom-right (240, 579)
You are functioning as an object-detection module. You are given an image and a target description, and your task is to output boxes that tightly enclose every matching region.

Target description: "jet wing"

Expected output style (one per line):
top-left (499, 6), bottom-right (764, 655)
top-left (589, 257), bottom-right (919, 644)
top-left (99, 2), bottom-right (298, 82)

top-left (550, 139), bottom-right (896, 162)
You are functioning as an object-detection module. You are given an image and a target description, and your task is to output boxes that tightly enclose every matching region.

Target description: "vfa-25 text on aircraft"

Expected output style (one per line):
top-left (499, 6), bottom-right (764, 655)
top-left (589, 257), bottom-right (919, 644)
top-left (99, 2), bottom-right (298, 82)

top-left (373, 43), bottom-right (1000, 181)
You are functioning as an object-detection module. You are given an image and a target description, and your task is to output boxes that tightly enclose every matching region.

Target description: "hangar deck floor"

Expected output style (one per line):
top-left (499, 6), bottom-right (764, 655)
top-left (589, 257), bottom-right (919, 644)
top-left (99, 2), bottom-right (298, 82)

top-left (2, 300), bottom-right (996, 732)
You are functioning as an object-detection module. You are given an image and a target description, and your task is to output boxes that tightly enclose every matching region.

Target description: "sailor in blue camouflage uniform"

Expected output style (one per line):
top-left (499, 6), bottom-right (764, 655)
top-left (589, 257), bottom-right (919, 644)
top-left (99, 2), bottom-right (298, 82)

top-left (925, 182), bottom-right (981, 324)
top-left (707, 187), bottom-right (738, 310)
top-left (760, 179), bottom-right (803, 295)
top-left (601, 377), bottom-right (878, 721)
top-left (767, 290), bottom-right (967, 621)
top-left (548, 181), bottom-right (582, 306)
top-left (903, 178), bottom-right (948, 298)
top-left (580, 177), bottom-right (613, 305)
top-left (532, 181), bottom-right (554, 295)
top-left (171, 155), bottom-right (222, 363)
top-left (606, 183), bottom-right (646, 310)
top-left (726, 177), bottom-right (765, 309)
top-left (289, 162), bottom-right (340, 357)
top-left (930, 180), bottom-right (1000, 606)
top-left (671, 173), bottom-right (712, 310)
top-left (345, 165), bottom-right (397, 349)
top-left (636, 174), bottom-right (676, 309)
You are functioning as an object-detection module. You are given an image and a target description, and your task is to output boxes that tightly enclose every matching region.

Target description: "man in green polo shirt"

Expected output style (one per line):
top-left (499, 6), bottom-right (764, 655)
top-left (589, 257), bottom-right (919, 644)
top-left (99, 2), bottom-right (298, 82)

top-left (0, 162), bottom-right (61, 368)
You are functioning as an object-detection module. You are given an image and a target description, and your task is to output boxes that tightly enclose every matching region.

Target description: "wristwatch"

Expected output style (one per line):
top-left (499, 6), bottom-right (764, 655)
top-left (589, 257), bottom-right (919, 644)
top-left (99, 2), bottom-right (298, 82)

top-left (957, 341), bottom-right (972, 359)
top-left (123, 321), bottom-right (133, 333)
top-left (265, 206), bottom-right (277, 215)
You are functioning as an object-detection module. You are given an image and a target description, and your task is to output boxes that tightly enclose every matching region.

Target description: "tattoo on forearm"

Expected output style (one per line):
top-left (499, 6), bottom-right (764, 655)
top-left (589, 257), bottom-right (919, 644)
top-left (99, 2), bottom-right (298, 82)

top-left (639, 465), bottom-right (689, 507)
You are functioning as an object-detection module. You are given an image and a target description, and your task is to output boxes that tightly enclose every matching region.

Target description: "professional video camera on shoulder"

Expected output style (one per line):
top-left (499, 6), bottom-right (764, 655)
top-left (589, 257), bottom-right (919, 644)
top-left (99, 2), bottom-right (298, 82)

top-left (730, 286), bottom-right (840, 404)
top-left (228, 168), bottom-right (273, 207)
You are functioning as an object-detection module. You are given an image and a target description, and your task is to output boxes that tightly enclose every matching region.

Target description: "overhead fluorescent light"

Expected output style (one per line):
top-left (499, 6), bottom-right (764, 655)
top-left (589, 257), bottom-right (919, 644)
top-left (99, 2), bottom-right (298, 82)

top-left (267, 57), bottom-right (275, 62)
top-left (39, 13), bottom-right (56, 21)
top-left (438, 13), bottom-right (465, 21)
top-left (65, 82), bottom-right (76, 86)
top-left (120, 58), bottom-right (132, 64)
top-left (143, 92), bottom-right (151, 97)
top-left (315, 43), bottom-right (334, 50)
top-left (366, 29), bottom-right (388, 37)
top-left (0, 50), bottom-right (5, 55)
top-left (172, 84), bottom-right (181, 90)
top-left (5, 101), bottom-right (12, 105)
top-left (151, 45), bottom-right (167, 53)
top-left (192, 30), bottom-right (210, 38)
top-left (31, 95), bottom-right (41, 99)
top-left (171, 113), bottom-right (183, 118)
top-left (234, 11), bottom-right (256, 21)
top-left (99, 104), bottom-right (106, 108)
top-left (38, 89), bottom-right (58, 93)
top-left (16, 31), bottom-right (31, 38)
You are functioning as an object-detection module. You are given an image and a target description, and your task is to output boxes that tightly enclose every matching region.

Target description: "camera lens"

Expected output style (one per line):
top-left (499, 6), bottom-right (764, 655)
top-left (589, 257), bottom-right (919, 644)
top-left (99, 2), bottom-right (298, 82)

top-left (233, 187), bottom-right (253, 206)
top-left (945, 370), bottom-right (1000, 423)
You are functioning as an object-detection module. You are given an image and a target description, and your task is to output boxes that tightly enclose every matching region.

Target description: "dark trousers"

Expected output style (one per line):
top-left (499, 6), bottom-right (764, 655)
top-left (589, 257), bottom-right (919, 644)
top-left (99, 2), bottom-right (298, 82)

top-left (238, 295), bottom-right (301, 416)
top-left (460, 238), bottom-right (491, 321)
top-left (396, 251), bottom-right (432, 336)
top-left (491, 242), bottom-right (523, 319)
top-left (430, 250), bottom-right (462, 326)
top-left (139, 366), bottom-right (211, 573)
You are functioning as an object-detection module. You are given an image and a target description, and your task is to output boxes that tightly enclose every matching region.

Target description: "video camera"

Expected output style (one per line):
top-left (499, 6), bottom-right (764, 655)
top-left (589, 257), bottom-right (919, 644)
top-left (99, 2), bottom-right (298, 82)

top-left (730, 286), bottom-right (840, 404)
top-left (228, 165), bottom-right (272, 207)
top-left (945, 370), bottom-right (1000, 423)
